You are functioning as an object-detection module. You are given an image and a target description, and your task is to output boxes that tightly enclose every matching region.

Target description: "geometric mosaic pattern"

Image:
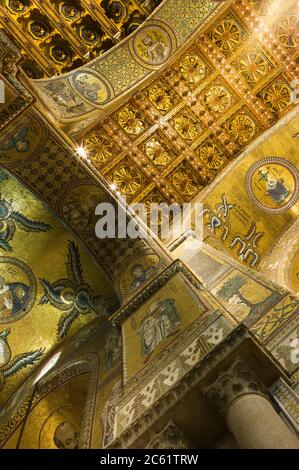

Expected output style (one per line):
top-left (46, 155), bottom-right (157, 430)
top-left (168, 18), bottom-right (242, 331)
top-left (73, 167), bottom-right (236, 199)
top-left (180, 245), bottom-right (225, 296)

top-left (113, 312), bottom-right (233, 441)
top-left (269, 379), bottom-right (299, 431)
top-left (251, 297), bottom-right (299, 375)
top-left (271, 326), bottom-right (299, 373)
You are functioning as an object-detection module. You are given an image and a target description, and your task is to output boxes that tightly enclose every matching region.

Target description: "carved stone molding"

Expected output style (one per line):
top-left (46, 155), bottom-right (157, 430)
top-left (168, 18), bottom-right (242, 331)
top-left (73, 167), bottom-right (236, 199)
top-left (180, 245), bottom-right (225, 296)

top-left (146, 419), bottom-right (195, 449)
top-left (110, 259), bottom-right (203, 327)
top-left (204, 357), bottom-right (267, 417)
top-left (269, 378), bottom-right (299, 434)
top-left (108, 325), bottom-right (285, 448)
top-left (102, 380), bottom-right (123, 449)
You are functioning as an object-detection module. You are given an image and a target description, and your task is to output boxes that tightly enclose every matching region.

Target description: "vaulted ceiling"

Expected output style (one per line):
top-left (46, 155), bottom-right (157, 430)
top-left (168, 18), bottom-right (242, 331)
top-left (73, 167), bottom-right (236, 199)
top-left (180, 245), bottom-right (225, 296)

top-left (0, 0), bottom-right (162, 77)
top-left (80, 0), bottom-right (298, 207)
top-left (0, 0), bottom-right (298, 417)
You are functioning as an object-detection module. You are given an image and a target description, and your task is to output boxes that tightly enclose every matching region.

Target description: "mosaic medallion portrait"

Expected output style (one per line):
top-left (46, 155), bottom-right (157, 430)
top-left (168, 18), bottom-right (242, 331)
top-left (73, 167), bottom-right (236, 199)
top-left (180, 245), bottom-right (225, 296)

top-left (71, 70), bottom-right (113, 107)
top-left (0, 114), bottom-right (47, 165)
top-left (58, 182), bottom-right (105, 234)
top-left (39, 404), bottom-right (83, 449)
top-left (246, 157), bottom-right (299, 214)
top-left (119, 254), bottom-right (160, 298)
top-left (0, 256), bottom-right (36, 323)
top-left (130, 21), bottom-right (176, 68)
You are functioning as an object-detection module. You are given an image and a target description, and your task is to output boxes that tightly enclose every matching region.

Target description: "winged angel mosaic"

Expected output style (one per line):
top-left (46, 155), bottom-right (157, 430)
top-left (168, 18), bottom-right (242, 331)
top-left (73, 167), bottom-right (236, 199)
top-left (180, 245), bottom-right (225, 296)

top-left (0, 195), bottom-right (51, 252)
top-left (0, 328), bottom-right (44, 391)
top-left (39, 241), bottom-right (107, 341)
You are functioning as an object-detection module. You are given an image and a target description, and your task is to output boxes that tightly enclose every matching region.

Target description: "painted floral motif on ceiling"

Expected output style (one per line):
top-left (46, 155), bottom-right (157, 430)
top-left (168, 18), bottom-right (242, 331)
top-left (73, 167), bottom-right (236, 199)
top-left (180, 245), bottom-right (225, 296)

top-left (33, 0), bottom-right (220, 123)
top-left (1, 0), bottom-right (164, 77)
top-left (81, 0), bottom-right (297, 210)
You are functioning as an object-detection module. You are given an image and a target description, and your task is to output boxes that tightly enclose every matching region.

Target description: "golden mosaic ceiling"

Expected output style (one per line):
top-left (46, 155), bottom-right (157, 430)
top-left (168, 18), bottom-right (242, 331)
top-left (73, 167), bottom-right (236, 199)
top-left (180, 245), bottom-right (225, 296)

top-left (81, 0), bottom-right (298, 209)
top-left (0, 0), bottom-right (162, 77)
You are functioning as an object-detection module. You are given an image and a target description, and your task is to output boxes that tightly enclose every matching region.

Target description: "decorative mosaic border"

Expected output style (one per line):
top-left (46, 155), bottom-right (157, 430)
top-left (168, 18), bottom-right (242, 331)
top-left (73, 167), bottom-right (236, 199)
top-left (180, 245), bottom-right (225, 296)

top-left (33, 0), bottom-right (227, 123)
top-left (120, 309), bottom-right (233, 402)
top-left (245, 157), bottom-right (299, 214)
top-left (269, 378), bottom-right (299, 433)
top-left (0, 353), bottom-right (99, 448)
top-left (109, 325), bottom-right (286, 448)
top-left (104, 312), bottom-right (233, 446)
top-left (254, 298), bottom-right (299, 348)
top-left (110, 259), bottom-right (203, 327)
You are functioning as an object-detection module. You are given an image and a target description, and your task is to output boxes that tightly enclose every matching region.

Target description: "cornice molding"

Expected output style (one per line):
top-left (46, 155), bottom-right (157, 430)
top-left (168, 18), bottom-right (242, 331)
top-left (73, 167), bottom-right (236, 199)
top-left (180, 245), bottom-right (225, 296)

top-left (108, 325), bottom-right (285, 448)
top-left (110, 259), bottom-right (203, 327)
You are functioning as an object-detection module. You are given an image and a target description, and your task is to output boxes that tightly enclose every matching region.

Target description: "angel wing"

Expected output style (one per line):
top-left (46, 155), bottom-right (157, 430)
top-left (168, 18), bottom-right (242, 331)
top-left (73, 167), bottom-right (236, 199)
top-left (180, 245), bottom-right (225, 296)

top-left (2, 348), bottom-right (45, 378)
top-left (11, 211), bottom-right (51, 233)
top-left (0, 138), bottom-right (15, 152)
top-left (0, 218), bottom-right (16, 240)
top-left (39, 278), bottom-right (68, 308)
top-left (57, 308), bottom-right (80, 341)
top-left (0, 329), bottom-right (10, 339)
top-left (0, 237), bottom-right (13, 252)
top-left (0, 171), bottom-right (8, 183)
top-left (14, 127), bottom-right (29, 143)
top-left (66, 241), bottom-right (84, 287)
top-left (0, 340), bottom-right (5, 360)
top-left (92, 295), bottom-right (108, 316)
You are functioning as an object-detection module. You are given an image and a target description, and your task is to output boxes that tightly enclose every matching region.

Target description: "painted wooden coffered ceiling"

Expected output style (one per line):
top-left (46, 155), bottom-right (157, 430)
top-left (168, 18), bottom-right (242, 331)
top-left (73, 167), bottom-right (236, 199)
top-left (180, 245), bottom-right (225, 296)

top-left (0, 0), bottom-right (162, 77)
top-left (79, 0), bottom-right (298, 208)
top-left (0, 0), bottom-right (298, 426)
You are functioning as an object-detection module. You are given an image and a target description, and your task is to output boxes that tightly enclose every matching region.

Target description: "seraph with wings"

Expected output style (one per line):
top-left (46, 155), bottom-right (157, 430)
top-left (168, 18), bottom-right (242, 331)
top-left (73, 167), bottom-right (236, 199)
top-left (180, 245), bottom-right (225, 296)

top-left (39, 241), bottom-right (108, 341)
top-left (0, 329), bottom-right (44, 391)
top-left (0, 196), bottom-right (51, 252)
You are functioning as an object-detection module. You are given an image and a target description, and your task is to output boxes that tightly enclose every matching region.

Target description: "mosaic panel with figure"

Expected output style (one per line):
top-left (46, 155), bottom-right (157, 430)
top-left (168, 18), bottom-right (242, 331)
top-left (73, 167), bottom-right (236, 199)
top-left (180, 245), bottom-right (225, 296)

top-left (121, 270), bottom-right (225, 383)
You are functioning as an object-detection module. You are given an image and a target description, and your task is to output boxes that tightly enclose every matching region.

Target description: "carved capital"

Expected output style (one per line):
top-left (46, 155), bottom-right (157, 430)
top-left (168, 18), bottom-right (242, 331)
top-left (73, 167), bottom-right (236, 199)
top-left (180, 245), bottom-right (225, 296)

top-left (204, 357), bottom-right (267, 416)
top-left (146, 420), bottom-right (195, 449)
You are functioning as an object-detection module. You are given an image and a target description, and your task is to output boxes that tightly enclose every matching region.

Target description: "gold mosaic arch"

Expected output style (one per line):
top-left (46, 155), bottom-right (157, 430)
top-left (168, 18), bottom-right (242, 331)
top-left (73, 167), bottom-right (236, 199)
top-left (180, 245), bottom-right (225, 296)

top-left (0, 27), bottom-right (173, 317)
top-left (31, 0), bottom-right (225, 128)
top-left (1, 0), bottom-right (298, 279)
top-left (55, 179), bottom-right (107, 235)
top-left (259, 218), bottom-right (299, 294)
top-left (0, 352), bottom-right (99, 448)
top-left (1, 0), bottom-right (299, 451)
top-left (0, 169), bottom-right (118, 408)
